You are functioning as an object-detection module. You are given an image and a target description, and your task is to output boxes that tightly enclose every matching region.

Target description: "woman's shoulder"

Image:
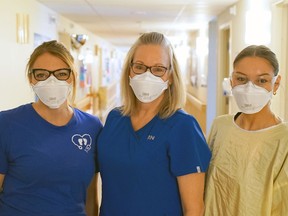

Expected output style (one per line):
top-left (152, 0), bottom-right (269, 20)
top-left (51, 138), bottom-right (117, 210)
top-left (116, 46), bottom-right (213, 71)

top-left (0, 103), bottom-right (32, 119)
top-left (165, 109), bottom-right (202, 128)
top-left (213, 114), bottom-right (234, 124)
top-left (104, 107), bottom-right (124, 121)
top-left (73, 108), bottom-right (102, 124)
top-left (108, 107), bottom-right (122, 117)
top-left (0, 104), bottom-right (33, 131)
top-left (273, 121), bottom-right (288, 135)
top-left (170, 109), bottom-right (196, 119)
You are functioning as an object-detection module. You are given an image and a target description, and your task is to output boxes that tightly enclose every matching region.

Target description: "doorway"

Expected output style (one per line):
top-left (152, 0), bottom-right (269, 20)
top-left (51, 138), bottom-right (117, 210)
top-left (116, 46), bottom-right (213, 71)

top-left (217, 25), bottom-right (231, 116)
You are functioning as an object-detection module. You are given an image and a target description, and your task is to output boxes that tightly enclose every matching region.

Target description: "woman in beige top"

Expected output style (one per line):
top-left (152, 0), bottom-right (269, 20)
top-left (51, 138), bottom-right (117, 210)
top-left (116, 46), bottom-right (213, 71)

top-left (204, 45), bottom-right (288, 216)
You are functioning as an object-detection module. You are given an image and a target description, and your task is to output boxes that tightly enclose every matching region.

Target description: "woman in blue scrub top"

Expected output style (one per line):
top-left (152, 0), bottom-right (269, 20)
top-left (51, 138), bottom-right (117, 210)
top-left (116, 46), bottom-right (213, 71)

top-left (97, 32), bottom-right (211, 216)
top-left (0, 41), bottom-right (102, 216)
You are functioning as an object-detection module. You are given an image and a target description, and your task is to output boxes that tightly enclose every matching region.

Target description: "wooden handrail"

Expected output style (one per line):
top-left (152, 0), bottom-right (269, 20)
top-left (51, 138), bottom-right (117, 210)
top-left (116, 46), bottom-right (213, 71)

top-left (186, 92), bottom-right (206, 111)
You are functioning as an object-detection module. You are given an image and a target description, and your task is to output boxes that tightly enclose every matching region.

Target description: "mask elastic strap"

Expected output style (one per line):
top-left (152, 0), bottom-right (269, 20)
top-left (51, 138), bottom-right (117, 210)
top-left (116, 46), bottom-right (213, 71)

top-left (272, 75), bottom-right (278, 84)
top-left (272, 75), bottom-right (279, 95)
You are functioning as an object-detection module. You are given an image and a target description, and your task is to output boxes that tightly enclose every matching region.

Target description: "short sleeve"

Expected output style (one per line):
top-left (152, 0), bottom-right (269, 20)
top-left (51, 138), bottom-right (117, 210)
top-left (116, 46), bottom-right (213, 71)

top-left (95, 137), bottom-right (100, 173)
top-left (95, 138), bottom-right (100, 173)
top-left (93, 117), bottom-right (103, 174)
top-left (0, 112), bottom-right (8, 174)
top-left (168, 115), bottom-right (211, 176)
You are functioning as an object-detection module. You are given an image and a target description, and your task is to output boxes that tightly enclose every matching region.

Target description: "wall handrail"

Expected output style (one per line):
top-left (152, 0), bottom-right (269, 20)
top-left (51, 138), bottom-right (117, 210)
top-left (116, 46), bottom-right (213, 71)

top-left (186, 92), bottom-right (206, 111)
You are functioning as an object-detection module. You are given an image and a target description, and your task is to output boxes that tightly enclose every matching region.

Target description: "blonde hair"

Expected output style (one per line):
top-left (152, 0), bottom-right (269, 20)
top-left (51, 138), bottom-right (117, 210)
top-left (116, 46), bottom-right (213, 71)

top-left (120, 32), bottom-right (186, 119)
top-left (26, 40), bottom-right (77, 104)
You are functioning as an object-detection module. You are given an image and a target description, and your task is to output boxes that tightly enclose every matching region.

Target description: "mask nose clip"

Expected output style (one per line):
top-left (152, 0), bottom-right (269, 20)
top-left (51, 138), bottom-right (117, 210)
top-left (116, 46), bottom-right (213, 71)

top-left (145, 68), bottom-right (153, 75)
top-left (46, 75), bottom-right (58, 84)
top-left (247, 81), bottom-right (254, 86)
top-left (245, 80), bottom-right (259, 89)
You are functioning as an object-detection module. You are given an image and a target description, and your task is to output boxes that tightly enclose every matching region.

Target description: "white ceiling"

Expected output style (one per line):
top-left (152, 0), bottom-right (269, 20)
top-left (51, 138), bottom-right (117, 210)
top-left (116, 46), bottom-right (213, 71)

top-left (36, 0), bottom-right (238, 51)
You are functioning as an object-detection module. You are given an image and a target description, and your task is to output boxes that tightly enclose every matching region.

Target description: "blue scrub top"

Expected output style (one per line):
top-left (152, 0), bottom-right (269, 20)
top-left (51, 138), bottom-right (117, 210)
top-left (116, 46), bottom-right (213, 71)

top-left (0, 104), bottom-right (103, 216)
top-left (97, 108), bottom-right (211, 216)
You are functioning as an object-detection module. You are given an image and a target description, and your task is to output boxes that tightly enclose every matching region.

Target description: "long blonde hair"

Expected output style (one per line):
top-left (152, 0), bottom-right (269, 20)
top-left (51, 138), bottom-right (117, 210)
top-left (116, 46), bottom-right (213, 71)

top-left (120, 32), bottom-right (186, 119)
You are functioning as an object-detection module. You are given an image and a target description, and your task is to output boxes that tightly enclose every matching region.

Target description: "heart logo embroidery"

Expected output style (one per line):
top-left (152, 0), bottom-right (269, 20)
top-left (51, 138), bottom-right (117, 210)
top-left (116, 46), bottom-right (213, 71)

top-left (71, 134), bottom-right (92, 152)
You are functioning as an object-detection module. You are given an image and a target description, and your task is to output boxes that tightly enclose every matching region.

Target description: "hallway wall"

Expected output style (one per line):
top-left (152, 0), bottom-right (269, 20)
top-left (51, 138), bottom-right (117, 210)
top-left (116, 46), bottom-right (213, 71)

top-left (1, 0), bottom-right (287, 127)
top-left (0, 0), bottom-right (40, 110)
top-left (0, 0), bottom-right (119, 111)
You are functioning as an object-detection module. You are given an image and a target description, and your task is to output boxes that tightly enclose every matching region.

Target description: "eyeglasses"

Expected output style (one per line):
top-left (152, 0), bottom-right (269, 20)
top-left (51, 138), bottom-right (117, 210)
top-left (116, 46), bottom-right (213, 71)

top-left (231, 72), bottom-right (277, 87)
top-left (30, 68), bottom-right (72, 81)
top-left (130, 63), bottom-right (168, 77)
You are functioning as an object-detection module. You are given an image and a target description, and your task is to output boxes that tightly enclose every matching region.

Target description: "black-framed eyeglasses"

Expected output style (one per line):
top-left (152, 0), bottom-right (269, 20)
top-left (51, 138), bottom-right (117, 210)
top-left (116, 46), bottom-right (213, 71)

top-left (130, 63), bottom-right (168, 77)
top-left (30, 68), bottom-right (72, 81)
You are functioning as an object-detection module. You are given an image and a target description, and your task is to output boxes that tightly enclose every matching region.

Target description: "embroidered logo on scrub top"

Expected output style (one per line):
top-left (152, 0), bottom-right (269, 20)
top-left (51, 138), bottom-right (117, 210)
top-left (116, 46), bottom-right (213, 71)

top-left (147, 135), bottom-right (155, 140)
top-left (71, 134), bottom-right (92, 153)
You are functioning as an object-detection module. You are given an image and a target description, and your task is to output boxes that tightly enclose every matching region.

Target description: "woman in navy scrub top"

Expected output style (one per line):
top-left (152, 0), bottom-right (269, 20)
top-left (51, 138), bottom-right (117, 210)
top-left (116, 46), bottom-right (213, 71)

top-left (0, 41), bottom-right (102, 216)
top-left (97, 32), bottom-right (211, 216)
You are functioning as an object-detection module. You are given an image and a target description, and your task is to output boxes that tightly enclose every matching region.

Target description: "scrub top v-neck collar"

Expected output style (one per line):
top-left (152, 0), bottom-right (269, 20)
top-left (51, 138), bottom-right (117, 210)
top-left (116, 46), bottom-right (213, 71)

top-left (128, 115), bottom-right (159, 141)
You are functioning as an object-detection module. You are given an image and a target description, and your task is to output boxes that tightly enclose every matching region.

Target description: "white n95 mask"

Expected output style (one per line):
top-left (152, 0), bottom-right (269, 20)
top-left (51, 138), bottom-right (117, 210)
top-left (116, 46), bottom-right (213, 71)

top-left (231, 81), bottom-right (273, 114)
top-left (129, 72), bottom-right (168, 103)
top-left (32, 76), bottom-right (72, 109)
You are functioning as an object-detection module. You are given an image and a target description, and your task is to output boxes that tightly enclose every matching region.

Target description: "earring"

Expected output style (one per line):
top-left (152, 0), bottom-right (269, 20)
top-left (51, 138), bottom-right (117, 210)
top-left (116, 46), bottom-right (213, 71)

top-left (273, 92), bottom-right (277, 95)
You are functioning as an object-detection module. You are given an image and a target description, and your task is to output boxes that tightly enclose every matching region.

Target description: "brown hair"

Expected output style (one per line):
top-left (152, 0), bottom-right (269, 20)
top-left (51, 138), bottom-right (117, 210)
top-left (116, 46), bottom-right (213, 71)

top-left (233, 45), bottom-right (279, 76)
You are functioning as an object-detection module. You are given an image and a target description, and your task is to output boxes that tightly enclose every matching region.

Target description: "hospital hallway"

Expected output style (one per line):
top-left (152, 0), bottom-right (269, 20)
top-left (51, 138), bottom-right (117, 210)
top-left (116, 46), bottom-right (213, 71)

top-left (1, 0), bottom-right (288, 134)
top-left (1, 0), bottom-right (288, 214)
